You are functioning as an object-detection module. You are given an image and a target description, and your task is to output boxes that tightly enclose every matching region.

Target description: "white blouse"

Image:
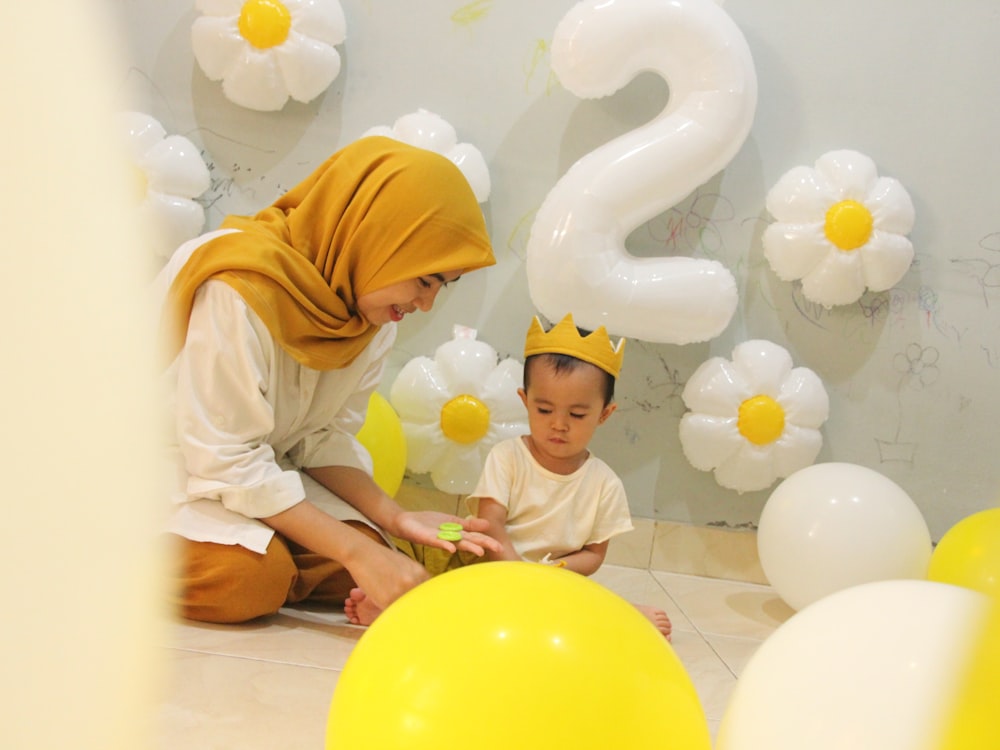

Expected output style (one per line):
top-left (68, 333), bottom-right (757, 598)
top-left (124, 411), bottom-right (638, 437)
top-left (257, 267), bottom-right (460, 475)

top-left (158, 232), bottom-right (396, 553)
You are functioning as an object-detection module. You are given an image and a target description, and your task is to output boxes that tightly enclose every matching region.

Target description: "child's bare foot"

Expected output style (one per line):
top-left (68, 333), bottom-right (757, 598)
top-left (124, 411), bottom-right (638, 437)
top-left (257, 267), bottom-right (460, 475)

top-left (344, 587), bottom-right (383, 626)
top-left (635, 603), bottom-right (672, 641)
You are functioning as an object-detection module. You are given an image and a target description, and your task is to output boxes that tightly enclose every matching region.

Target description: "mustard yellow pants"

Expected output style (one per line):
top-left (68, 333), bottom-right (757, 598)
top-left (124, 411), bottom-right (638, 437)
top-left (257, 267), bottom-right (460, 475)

top-left (167, 521), bottom-right (385, 624)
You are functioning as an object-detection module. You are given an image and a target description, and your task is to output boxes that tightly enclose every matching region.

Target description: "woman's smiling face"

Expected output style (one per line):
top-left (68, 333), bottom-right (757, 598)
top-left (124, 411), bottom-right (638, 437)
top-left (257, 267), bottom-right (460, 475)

top-left (356, 270), bottom-right (463, 325)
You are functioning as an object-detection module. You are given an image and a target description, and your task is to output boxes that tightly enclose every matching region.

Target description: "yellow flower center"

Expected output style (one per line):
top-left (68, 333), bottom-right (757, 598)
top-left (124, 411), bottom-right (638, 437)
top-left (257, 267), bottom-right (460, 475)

top-left (824, 199), bottom-right (873, 251)
top-left (737, 395), bottom-right (785, 446)
top-left (238, 0), bottom-right (292, 49)
top-left (440, 394), bottom-right (491, 445)
top-left (132, 165), bottom-right (148, 203)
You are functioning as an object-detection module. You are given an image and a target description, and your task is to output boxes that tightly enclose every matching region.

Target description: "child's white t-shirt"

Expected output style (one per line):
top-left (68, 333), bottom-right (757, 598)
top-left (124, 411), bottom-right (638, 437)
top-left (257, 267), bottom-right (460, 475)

top-left (466, 436), bottom-right (633, 562)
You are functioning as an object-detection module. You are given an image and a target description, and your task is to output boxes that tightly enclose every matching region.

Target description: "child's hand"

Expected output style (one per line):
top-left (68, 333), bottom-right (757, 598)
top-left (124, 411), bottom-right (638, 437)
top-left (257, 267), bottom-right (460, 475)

top-left (394, 511), bottom-right (502, 557)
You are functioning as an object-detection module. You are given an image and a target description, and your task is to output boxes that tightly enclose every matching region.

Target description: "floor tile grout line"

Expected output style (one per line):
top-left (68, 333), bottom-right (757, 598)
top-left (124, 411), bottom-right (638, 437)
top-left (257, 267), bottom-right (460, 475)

top-left (644, 532), bottom-right (655, 570)
top-left (699, 636), bottom-right (739, 680)
top-left (162, 645), bottom-right (347, 673)
top-left (639, 569), bottom-right (740, 729)
top-left (644, 568), bottom-right (758, 679)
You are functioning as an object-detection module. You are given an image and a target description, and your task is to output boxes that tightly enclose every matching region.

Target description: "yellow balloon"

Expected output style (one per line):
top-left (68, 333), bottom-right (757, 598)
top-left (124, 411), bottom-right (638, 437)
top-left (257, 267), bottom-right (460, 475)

top-left (928, 508), bottom-right (1000, 749)
top-left (928, 508), bottom-right (1000, 596)
top-left (327, 562), bottom-right (710, 750)
top-left (935, 590), bottom-right (1000, 750)
top-left (355, 392), bottom-right (407, 497)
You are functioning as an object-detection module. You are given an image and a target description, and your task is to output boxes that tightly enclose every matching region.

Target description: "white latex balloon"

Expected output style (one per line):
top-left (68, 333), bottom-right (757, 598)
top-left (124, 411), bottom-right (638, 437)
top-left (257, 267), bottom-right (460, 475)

top-left (389, 326), bottom-right (526, 493)
top-left (716, 580), bottom-right (989, 750)
top-left (526, 0), bottom-right (756, 344)
top-left (363, 109), bottom-right (491, 202)
top-left (757, 462), bottom-right (932, 611)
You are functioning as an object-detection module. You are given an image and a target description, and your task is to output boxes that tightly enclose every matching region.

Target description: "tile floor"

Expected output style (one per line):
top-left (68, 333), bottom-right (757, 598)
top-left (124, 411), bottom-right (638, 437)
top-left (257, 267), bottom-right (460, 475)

top-left (156, 564), bottom-right (795, 748)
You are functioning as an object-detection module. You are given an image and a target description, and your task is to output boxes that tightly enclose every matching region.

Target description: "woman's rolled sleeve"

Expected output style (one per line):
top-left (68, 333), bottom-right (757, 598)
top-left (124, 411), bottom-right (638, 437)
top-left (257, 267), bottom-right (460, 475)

top-left (292, 323), bottom-right (393, 473)
top-left (295, 428), bottom-right (374, 474)
top-left (175, 282), bottom-right (307, 519)
top-left (188, 469), bottom-right (305, 518)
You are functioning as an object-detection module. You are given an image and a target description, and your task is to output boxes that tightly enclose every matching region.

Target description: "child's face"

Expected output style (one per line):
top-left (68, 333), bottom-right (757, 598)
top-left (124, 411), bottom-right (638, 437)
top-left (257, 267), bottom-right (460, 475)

top-left (356, 270), bottom-right (462, 325)
top-left (518, 360), bottom-right (617, 473)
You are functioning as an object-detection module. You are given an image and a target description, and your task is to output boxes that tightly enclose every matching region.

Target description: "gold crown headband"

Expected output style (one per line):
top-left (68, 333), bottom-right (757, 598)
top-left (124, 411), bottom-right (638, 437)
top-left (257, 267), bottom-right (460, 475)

top-left (523, 313), bottom-right (625, 378)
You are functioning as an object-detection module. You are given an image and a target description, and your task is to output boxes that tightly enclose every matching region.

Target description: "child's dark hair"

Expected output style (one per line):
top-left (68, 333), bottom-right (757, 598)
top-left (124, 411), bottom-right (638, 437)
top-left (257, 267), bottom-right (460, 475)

top-left (523, 353), bottom-right (616, 406)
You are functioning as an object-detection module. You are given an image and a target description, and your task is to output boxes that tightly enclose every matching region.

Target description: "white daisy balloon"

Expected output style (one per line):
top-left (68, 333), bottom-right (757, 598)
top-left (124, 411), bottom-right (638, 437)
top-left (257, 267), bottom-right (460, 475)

top-left (679, 340), bottom-right (830, 494)
top-left (390, 326), bottom-right (527, 494)
top-left (364, 109), bottom-right (491, 202)
top-left (118, 112), bottom-right (210, 260)
top-left (763, 149), bottom-right (915, 308)
top-left (191, 0), bottom-right (346, 112)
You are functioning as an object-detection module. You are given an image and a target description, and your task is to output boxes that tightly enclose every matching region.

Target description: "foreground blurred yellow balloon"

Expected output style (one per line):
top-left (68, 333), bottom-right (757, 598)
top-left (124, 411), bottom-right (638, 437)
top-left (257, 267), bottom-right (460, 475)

top-left (928, 507), bottom-right (1000, 597)
top-left (327, 562), bottom-right (709, 749)
top-left (928, 509), bottom-right (1000, 749)
top-left (936, 588), bottom-right (1000, 750)
top-left (355, 392), bottom-right (407, 497)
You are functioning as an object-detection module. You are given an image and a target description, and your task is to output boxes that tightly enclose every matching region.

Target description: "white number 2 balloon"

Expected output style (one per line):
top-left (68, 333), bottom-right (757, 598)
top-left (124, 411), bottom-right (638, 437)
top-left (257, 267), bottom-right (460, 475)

top-left (526, 0), bottom-right (757, 344)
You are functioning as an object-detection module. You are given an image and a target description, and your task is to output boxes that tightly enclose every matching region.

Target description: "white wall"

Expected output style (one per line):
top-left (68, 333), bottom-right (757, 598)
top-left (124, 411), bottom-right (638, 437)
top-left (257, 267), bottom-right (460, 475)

top-left (115, 0), bottom-right (1000, 539)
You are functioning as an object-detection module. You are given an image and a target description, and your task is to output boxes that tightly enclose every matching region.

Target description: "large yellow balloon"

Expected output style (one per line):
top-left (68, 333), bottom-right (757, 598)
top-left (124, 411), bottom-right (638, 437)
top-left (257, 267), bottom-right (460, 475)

top-left (928, 507), bottom-right (1000, 596)
top-left (355, 391), bottom-right (407, 497)
top-left (327, 562), bottom-right (710, 749)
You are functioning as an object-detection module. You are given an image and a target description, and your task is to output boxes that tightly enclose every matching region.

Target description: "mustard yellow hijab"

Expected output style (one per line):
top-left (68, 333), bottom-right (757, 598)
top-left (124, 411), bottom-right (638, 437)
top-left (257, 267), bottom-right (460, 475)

top-left (161, 136), bottom-right (494, 369)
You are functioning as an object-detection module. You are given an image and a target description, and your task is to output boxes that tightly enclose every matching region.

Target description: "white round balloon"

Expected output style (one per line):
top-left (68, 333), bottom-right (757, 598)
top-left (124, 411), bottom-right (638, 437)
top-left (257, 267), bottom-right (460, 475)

top-left (716, 580), bottom-right (989, 750)
top-left (757, 462), bottom-right (932, 611)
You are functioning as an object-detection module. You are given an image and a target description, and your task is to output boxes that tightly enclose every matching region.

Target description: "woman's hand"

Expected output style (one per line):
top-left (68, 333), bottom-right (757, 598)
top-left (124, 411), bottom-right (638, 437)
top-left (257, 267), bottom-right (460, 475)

top-left (393, 511), bottom-right (503, 557)
top-left (304, 466), bottom-right (501, 557)
top-left (342, 536), bottom-right (431, 612)
top-left (262, 499), bottom-right (431, 613)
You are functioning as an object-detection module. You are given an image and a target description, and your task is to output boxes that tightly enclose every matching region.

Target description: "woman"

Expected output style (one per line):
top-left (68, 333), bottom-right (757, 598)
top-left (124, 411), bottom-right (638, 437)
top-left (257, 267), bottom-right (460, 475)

top-left (156, 136), bottom-right (499, 623)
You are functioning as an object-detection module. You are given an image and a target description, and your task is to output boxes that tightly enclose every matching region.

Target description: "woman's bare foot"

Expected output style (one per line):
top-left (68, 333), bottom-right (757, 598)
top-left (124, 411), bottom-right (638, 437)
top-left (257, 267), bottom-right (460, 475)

top-left (635, 603), bottom-right (672, 641)
top-left (344, 587), bottom-right (384, 626)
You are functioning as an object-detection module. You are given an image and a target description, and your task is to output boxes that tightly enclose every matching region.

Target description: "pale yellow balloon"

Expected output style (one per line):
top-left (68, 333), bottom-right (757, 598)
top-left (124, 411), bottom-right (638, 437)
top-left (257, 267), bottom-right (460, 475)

top-left (716, 580), bottom-right (989, 750)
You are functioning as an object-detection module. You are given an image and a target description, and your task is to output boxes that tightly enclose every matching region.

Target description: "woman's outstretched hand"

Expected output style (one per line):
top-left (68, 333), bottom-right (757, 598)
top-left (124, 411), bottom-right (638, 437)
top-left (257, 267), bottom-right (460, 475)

top-left (394, 511), bottom-right (502, 557)
top-left (344, 514), bottom-right (502, 626)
